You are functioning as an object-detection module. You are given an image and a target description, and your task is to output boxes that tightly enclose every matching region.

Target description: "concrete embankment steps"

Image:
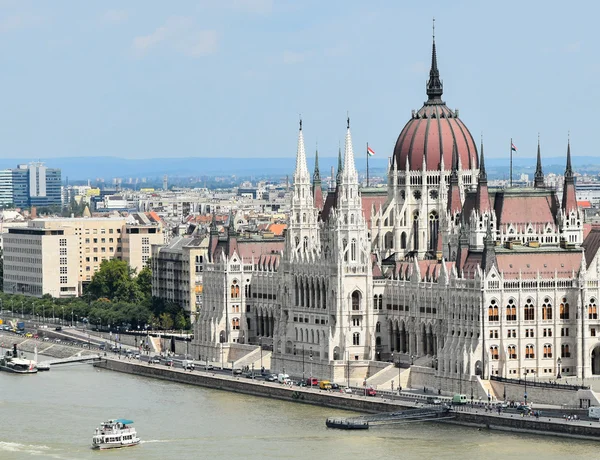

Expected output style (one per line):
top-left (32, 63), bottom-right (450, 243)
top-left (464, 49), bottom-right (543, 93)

top-left (233, 347), bottom-right (271, 371)
top-left (366, 364), bottom-right (411, 390)
top-left (478, 377), bottom-right (498, 400)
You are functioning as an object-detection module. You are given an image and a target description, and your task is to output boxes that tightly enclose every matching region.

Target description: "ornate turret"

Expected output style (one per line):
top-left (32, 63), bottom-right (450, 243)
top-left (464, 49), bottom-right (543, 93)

top-left (474, 140), bottom-right (490, 213)
top-left (534, 135), bottom-right (545, 188)
top-left (313, 149), bottom-right (324, 211)
top-left (446, 142), bottom-right (462, 217)
top-left (426, 21), bottom-right (443, 103)
top-left (562, 139), bottom-right (577, 214)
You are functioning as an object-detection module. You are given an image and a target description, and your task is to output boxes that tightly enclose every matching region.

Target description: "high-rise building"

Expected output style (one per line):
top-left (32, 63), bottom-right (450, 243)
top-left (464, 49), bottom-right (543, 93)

top-left (0, 163), bottom-right (62, 209)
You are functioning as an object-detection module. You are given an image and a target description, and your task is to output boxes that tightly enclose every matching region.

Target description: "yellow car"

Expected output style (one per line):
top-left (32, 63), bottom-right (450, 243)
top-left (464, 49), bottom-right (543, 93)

top-left (25, 333), bottom-right (33, 338)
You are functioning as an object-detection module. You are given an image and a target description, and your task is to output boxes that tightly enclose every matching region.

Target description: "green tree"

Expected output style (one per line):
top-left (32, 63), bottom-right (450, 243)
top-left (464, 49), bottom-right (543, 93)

top-left (86, 259), bottom-right (141, 303)
top-left (159, 312), bottom-right (173, 331)
top-left (174, 311), bottom-right (187, 331)
top-left (136, 264), bottom-right (152, 307)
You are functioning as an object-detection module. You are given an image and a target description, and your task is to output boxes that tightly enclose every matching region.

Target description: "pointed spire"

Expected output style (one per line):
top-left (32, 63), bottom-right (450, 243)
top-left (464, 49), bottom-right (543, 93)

top-left (336, 144), bottom-right (343, 185)
top-left (294, 117), bottom-right (310, 182)
top-left (534, 134), bottom-right (545, 188)
top-left (313, 147), bottom-right (321, 182)
top-left (342, 116), bottom-right (357, 180)
top-left (481, 220), bottom-right (497, 274)
top-left (447, 141), bottom-right (462, 215)
top-left (562, 136), bottom-right (577, 213)
top-left (210, 210), bottom-right (218, 233)
top-left (478, 139), bottom-right (487, 183)
top-left (426, 18), bottom-right (443, 102)
top-left (450, 141), bottom-right (459, 184)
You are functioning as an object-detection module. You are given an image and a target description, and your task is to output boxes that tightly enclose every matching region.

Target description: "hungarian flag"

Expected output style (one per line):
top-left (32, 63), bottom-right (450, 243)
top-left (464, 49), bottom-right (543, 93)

top-left (511, 142), bottom-right (517, 152)
top-left (367, 146), bottom-right (376, 157)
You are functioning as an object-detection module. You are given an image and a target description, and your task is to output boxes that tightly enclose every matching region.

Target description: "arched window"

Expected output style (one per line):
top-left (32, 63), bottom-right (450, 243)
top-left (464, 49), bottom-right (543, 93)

top-left (351, 291), bottom-right (360, 311)
top-left (302, 213), bottom-right (306, 223)
top-left (376, 322), bottom-right (381, 333)
top-left (542, 298), bottom-right (552, 320)
top-left (543, 344), bottom-right (553, 358)
top-left (561, 344), bottom-right (571, 358)
top-left (300, 329), bottom-right (304, 342)
top-left (490, 346), bottom-right (499, 360)
top-left (384, 232), bottom-right (393, 250)
top-left (378, 294), bottom-right (383, 310)
top-left (303, 236), bottom-right (308, 252)
top-left (400, 232), bottom-right (407, 249)
top-left (311, 330), bottom-right (315, 344)
top-left (373, 295), bottom-right (378, 309)
top-left (525, 345), bottom-right (535, 359)
top-left (508, 345), bottom-right (517, 359)
top-left (343, 239), bottom-right (348, 262)
top-left (231, 280), bottom-right (240, 298)
top-left (506, 299), bottom-right (516, 321)
top-left (232, 318), bottom-right (240, 330)
top-left (350, 214), bottom-right (355, 224)
top-left (524, 299), bottom-right (535, 321)
top-left (428, 212), bottom-right (439, 251)
top-left (589, 298), bottom-right (597, 320)
top-left (488, 299), bottom-right (499, 322)
top-left (351, 239), bottom-right (357, 261)
top-left (413, 212), bottom-right (419, 250)
top-left (353, 332), bottom-right (360, 345)
top-left (560, 298), bottom-right (570, 319)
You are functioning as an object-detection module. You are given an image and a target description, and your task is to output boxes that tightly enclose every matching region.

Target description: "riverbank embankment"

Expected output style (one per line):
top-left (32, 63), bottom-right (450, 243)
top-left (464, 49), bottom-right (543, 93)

top-left (95, 357), bottom-right (600, 441)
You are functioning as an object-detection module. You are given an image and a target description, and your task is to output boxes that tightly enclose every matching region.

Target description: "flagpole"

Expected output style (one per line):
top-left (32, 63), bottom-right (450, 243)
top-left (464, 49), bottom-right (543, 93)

top-left (366, 142), bottom-right (370, 188)
top-left (510, 138), bottom-right (513, 188)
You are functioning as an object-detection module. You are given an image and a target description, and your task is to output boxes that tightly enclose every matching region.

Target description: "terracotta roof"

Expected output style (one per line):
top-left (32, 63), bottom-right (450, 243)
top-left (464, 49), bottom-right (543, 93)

top-left (578, 200), bottom-right (592, 209)
top-left (495, 249), bottom-right (582, 279)
top-left (321, 190), bottom-right (337, 222)
top-left (583, 225), bottom-right (600, 267)
top-left (267, 223), bottom-right (287, 236)
top-left (461, 252), bottom-right (482, 278)
top-left (492, 189), bottom-right (558, 227)
top-left (584, 223), bottom-right (593, 241)
top-left (371, 254), bottom-right (383, 278)
top-left (361, 190), bottom-right (387, 227)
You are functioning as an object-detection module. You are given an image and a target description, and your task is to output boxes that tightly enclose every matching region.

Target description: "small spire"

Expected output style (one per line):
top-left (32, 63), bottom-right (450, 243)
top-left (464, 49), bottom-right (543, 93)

top-left (565, 134), bottom-right (573, 179)
top-left (336, 144), bottom-right (343, 185)
top-left (426, 18), bottom-right (443, 102)
top-left (534, 133), bottom-right (545, 188)
top-left (347, 113), bottom-right (350, 129)
top-left (450, 141), bottom-right (459, 184)
top-left (299, 116), bottom-right (302, 131)
top-left (313, 147), bottom-right (321, 182)
top-left (479, 139), bottom-right (487, 183)
top-left (210, 210), bottom-right (217, 232)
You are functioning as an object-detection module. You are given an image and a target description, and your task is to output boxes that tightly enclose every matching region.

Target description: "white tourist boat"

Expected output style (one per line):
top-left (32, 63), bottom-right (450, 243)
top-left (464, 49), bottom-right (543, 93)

top-left (91, 419), bottom-right (140, 450)
top-left (0, 345), bottom-right (37, 374)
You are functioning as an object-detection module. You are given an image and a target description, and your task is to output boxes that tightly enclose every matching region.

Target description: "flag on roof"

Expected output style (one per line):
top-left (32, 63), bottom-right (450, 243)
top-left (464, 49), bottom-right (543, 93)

top-left (511, 142), bottom-right (517, 152)
top-left (367, 146), bottom-right (375, 157)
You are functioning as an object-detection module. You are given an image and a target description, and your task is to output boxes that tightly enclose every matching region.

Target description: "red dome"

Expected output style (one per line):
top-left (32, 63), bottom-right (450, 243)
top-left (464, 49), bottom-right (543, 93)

top-left (393, 39), bottom-right (478, 172)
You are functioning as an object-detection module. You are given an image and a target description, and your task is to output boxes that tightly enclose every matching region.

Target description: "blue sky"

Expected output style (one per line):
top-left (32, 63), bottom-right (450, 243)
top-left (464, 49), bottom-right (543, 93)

top-left (0, 0), bottom-right (596, 163)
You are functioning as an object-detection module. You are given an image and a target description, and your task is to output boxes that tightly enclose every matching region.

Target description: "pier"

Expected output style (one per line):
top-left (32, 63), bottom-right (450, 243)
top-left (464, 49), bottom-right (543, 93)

top-left (40, 354), bottom-right (102, 366)
top-left (326, 406), bottom-right (452, 429)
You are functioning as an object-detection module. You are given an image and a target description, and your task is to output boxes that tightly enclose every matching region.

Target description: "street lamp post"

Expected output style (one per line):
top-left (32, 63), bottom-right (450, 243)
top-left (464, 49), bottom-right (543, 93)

top-left (524, 370), bottom-right (528, 405)
top-left (71, 310), bottom-right (74, 327)
top-left (346, 350), bottom-right (350, 388)
top-left (61, 307), bottom-right (64, 326)
top-left (302, 345), bottom-right (305, 381)
top-left (42, 304), bottom-right (45, 323)
top-left (309, 348), bottom-right (313, 387)
top-left (557, 357), bottom-right (562, 379)
top-left (260, 337), bottom-right (263, 372)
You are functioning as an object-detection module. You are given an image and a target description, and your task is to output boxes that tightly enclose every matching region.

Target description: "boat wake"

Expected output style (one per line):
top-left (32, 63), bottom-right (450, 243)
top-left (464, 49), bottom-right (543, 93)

top-left (0, 441), bottom-right (50, 454)
top-left (140, 439), bottom-right (172, 444)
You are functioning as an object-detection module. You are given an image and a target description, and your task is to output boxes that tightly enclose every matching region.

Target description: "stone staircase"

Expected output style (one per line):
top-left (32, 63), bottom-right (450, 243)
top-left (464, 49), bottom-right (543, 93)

top-left (233, 347), bottom-right (271, 371)
top-left (366, 363), bottom-right (411, 390)
top-left (477, 377), bottom-right (498, 401)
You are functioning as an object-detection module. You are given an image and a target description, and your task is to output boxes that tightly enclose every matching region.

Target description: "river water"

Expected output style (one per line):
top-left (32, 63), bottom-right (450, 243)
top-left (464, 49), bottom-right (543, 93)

top-left (0, 363), bottom-right (598, 460)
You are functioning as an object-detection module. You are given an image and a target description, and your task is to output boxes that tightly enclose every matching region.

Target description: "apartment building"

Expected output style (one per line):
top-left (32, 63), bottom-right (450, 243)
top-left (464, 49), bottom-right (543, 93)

top-left (3, 216), bottom-right (163, 298)
top-left (151, 235), bottom-right (207, 317)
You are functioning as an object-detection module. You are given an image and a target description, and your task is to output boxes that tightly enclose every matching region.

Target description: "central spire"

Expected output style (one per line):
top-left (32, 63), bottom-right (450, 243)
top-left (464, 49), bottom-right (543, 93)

top-left (426, 18), bottom-right (443, 102)
top-left (534, 134), bottom-right (545, 188)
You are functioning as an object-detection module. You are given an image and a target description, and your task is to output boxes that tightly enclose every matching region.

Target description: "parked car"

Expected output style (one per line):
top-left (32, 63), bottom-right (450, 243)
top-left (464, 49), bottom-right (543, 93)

top-left (233, 368), bottom-right (243, 375)
top-left (33, 334), bottom-right (39, 339)
top-left (319, 380), bottom-right (332, 390)
top-left (134, 353), bottom-right (141, 359)
top-left (306, 377), bottom-right (319, 387)
top-left (516, 404), bottom-right (531, 412)
top-left (205, 364), bottom-right (214, 370)
top-left (366, 387), bottom-right (377, 397)
top-left (150, 357), bottom-right (161, 364)
top-left (55, 326), bottom-right (62, 331)
top-left (344, 387), bottom-right (353, 394)
top-left (266, 374), bottom-right (278, 382)
top-left (25, 333), bottom-right (33, 338)
top-left (165, 359), bottom-right (174, 367)
top-left (331, 383), bottom-right (340, 390)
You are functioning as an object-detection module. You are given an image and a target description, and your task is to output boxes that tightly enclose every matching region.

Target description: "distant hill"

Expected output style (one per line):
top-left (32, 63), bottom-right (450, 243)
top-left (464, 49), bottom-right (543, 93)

top-left (0, 155), bottom-right (595, 181)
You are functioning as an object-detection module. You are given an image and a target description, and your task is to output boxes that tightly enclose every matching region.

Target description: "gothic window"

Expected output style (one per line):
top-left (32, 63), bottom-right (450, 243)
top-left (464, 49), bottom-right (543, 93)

top-left (344, 214), bottom-right (348, 224)
top-left (413, 212), bottom-right (419, 251)
top-left (303, 236), bottom-right (308, 252)
top-left (353, 332), bottom-right (360, 345)
top-left (232, 318), bottom-right (240, 330)
top-left (378, 294), bottom-right (383, 310)
top-left (429, 189), bottom-right (438, 200)
top-left (560, 298), bottom-right (570, 319)
top-left (343, 239), bottom-right (348, 262)
top-left (543, 344), bottom-right (553, 358)
top-left (376, 322), bottom-right (381, 333)
top-left (428, 212), bottom-right (439, 251)
top-left (508, 345), bottom-right (517, 359)
top-left (488, 301), bottom-right (499, 322)
top-left (542, 298), bottom-right (553, 320)
top-left (350, 214), bottom-right (355, 224)
top-left (524, 299), bottom-right (535, 321)
top-left (231, 280), bottom-right (240, 298)
top-left (490, 346), bottom-right (499, 360)
top-left (525, 345), bottom-right (535, 359)
top-left (561, 343), bottom-right (571, 358)
top-left (351, 239), bottom-right (357, 261)
top-left (351, 290), bottom-right (360, 311)
top-left (400, 232), bottom-right (407, 249)
top-left (384, 232), bottom-right (393, 250)
top-left (506, 299), bottom-right (517, 321)
top-left (303, 213), bottom-right (306, 223)
top-left (373, 295), bottom-right (378, 309)
top-left (413, 190), bottom-right (421, 200)
top-left (589, 298), bottom-right (597, 320)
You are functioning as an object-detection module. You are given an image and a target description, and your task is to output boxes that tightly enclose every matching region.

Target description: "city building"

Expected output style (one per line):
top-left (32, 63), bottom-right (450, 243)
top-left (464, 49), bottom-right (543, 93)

top-left (3, 214), bottom-right (163, 298)
top-left (7, 163), bottom-right (62, 209)
top-left (194, 34), bottom-right (600, 392)
top-left (151, 234), bottom-right (207, 317)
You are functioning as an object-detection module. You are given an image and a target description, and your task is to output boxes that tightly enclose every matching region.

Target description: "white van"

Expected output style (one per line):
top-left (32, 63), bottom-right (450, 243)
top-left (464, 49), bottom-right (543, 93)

top-left (277, 373), bottom-right (290, 384)
top-left (588, 406), bottom-right (600, 419)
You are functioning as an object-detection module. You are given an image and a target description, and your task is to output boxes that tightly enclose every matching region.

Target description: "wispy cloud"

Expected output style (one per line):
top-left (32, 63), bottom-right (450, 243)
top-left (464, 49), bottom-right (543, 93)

top-left (562, 41), bottom-right (582, 54)
top-left (103, 9), bottom-right (128, 24)
top-left (410, 61), bottom-right (428, 74)
top-left (132, 17), bottom-right (217, 58)
top-left (0, 13), bottom-right (45, 33)
top-left (283, 50), bottom-right (310, 65)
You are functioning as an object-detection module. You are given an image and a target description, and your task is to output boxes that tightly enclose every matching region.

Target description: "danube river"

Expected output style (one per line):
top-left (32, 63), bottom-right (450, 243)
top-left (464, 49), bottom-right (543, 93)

top-left (1, 363), bottom-right (598, 460)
